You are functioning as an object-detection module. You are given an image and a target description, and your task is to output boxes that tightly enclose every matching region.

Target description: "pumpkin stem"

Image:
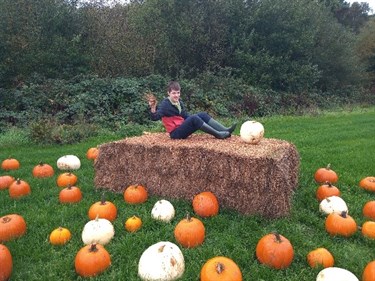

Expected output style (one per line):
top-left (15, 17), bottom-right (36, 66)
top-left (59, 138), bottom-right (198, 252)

top-left (38, 162), bottom-right (44, 166)
top-left (185, 211), bottom-right (192, 222)
top-left (158, 244), bottom-right (166, 253)
top-left (89, 243), bottom-right (99, 253)
top-left (1, 216), bottom-right (11, 223)
top-left (272, 231), bottom-right (283, 243)
top-left (326, 163), bottom-right (331, 170)
top-left (16, 178), bottom-right (21, 184)
top-left (341, 211), bottom-right (348, 218)
top-left (100, 193), bottom-right (106, 205)
top-left (215, 262), bottom-right (225, 274)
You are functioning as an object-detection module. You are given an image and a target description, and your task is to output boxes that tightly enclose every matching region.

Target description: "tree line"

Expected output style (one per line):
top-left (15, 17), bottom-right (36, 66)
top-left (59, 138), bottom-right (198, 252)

top-left (1, 0), bottom-right (374, 92)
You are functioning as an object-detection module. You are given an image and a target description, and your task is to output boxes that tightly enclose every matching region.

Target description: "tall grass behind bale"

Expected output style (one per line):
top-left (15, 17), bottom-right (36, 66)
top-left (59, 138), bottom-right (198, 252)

top-left (94, 133), bottom-right (300, 218)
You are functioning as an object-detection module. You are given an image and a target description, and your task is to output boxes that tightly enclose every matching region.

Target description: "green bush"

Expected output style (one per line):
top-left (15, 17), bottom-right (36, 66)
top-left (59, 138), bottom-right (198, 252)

top-left (1, 74), bottom-right (374, 142)
top-left (50, 123), bottom-right (98, 144)
top-left (28, 120), bottom-right (98, 145)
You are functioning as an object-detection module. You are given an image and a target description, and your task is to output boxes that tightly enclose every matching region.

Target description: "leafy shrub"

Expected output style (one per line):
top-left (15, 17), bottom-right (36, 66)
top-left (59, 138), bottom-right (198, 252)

top-left (51, 123), bottom-right (98, 144)
top-left (28, 120), bottom-right (98, 144)
top-left (1, 74), bottom-right (374, 144)
top-left (28, 120), bottom-right (55, 144)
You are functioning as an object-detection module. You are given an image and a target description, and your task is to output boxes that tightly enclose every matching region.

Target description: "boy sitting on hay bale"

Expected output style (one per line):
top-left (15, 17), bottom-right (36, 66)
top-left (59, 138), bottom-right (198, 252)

top-left (146, 81), bottom-right (237, 140)
top-left (94, 81), bottom-right (300, 218)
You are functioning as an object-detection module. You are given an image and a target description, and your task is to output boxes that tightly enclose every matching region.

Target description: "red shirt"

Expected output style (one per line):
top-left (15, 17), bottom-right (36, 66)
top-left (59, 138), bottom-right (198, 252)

top-left (161, 116), bottom-right (185, 133)
top-left (150, 98), bottom-right (189, 133)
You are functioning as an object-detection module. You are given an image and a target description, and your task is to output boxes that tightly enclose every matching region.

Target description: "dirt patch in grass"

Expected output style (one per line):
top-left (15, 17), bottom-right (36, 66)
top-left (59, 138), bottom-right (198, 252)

top-left (94, 133), bottom-right (300, 218)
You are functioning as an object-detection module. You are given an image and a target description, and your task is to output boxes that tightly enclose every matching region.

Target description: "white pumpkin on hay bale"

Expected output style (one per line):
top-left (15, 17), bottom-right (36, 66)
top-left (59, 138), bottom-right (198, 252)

top-left (94, 133), bottom-right (299, 218)
top-left (240, 120), bottom-right (265, 144)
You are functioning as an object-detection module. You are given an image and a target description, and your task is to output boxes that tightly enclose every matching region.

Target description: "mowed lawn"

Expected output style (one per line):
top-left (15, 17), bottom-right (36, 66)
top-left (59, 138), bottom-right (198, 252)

top-left (0, 106), bottom-right (374, 280)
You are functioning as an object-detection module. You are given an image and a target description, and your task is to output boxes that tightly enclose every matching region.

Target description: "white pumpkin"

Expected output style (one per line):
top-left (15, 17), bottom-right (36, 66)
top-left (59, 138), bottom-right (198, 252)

top-left (138, 241), bottom-right (185, 281)
top-left (240, 120), bottom-right (264, 144)
top-left (57, 155), bottom-right (81, 170)
top-left (316, 267), bottom-right (359, 281)
top-left (82, 217), bottom-right (114, 245)
top-left (319, 196), bottom-right (348, 215)
top-left (151, 200), bottom-right (175, 222)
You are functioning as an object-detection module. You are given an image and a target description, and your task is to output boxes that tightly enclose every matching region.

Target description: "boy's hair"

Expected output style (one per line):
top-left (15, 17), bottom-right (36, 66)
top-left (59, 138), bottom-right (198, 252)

top-left (167, 81), bottom-right (181, 93)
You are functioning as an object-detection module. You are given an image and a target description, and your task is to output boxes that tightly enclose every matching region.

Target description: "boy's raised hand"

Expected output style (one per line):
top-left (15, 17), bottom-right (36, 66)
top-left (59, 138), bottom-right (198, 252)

top-left (145, 93), bottom-right (157, 111)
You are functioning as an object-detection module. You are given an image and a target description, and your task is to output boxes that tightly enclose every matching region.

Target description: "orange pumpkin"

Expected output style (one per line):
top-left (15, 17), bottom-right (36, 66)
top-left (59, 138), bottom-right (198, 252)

top-left (359, 177), bottom-right (375, 192)
top-left (306, 247), bottom-right (334, 268)
top-left (123, 185), bottom-right (148, 204)
top-left (56, 172), bottom-right (78, 188)
top-left (125, 216), bottom-right (142, 232)
top-left (0, 244), bottom-right (12, 281)
top-left (32, 162), bottom-right (54, 178)
top-left (75, 243), bottom-right (111, 277)
top-left (86, 147), bottom-right (99, 160)
top-left (192, 191), bottom-right (219, 217)
top-left (363, 201), bottom-right (375, 220)
top-left (59, 185), bottom-right (82, 203)
top-left (325, 211), bottom-right (357, 237)
top-left (0, 214), bottom-right (27, 242)
top-left (1, 158), bottom-right (20, 171)
top-left (316, 182), bottom-right (340, 201)
top-left (88, 195), bottom-right (117, 222)
top-left (9, 178), bottom-right (31, 198)
top-left (200, 256), bottom-right (242, 281)
top-left (49, 227), bottom-right (72, 245)
top-left (362, 221), bottom-right (375, 239)
top-left (314, 164), bottom-right (338, 184)
top-left (0, 175), bottom-right (15, 190)
top-left (363, 260), bottom-right (375, 281)
top-left (255, 232), bottom-right (294, 269)
top-left (174, 213), bottom-right (205, 248)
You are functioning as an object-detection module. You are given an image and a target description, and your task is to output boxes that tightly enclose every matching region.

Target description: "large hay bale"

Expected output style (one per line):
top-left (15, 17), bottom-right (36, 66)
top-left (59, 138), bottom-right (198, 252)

top-left (94, 133), bottom-right (300, 218)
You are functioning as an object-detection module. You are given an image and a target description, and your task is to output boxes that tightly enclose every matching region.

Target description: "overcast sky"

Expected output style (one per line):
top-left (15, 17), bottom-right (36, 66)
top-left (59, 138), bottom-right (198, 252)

top-left (347, 0), bottom-right (374, 13)
top-left (95, 0), bottom-right (375, 14)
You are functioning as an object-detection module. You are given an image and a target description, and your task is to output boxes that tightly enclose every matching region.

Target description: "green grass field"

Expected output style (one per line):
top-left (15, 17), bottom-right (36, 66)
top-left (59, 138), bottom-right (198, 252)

top-left (1, 107), bottom-right (375, 280)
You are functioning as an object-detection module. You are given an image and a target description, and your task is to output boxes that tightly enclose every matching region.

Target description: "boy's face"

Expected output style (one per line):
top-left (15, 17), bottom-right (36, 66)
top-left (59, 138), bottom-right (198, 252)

top-left (168, 89), bottom-right (180, 103)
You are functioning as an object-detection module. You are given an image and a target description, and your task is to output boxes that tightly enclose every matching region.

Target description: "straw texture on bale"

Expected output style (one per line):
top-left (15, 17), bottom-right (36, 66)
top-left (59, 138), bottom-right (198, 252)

top-left (94, 133), bottom-right (300, 218)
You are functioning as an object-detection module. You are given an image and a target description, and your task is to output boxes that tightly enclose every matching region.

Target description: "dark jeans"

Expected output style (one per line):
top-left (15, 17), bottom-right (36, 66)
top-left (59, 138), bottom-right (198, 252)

top-left (170, 112), bottom-right (211, 139)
